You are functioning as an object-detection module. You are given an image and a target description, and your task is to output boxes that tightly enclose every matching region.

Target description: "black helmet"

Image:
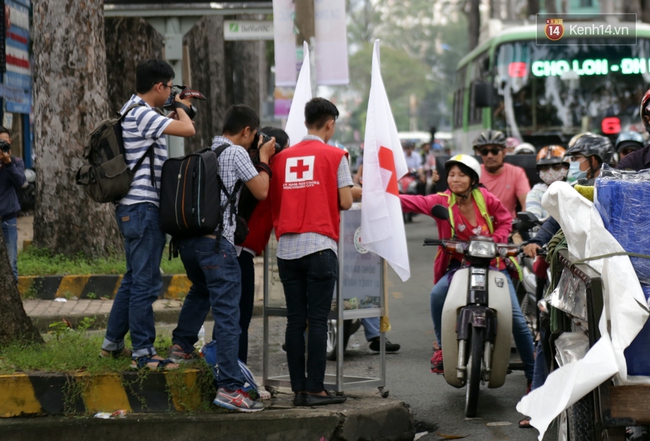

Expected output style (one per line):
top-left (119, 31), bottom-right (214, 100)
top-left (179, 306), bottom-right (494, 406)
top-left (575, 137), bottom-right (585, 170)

top-left (473, 130), bottom-right (507, 149)
top-left (565, 133), bottom-right (614, 165)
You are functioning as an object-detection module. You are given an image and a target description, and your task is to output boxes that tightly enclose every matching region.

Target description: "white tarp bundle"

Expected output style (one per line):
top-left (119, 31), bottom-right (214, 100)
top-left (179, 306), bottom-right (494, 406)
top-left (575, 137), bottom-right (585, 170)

top-left (516, 181), bottom-right (650, 440)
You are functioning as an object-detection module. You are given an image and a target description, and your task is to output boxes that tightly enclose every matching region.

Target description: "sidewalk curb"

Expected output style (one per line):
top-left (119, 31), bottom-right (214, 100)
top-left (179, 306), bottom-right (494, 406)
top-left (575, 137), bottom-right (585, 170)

top-left (18, 274), bottom-right (191, 301)
top-left (0, 391), bottom-right (414, 441)
top-left (0, 370), bottom-right (204, 418)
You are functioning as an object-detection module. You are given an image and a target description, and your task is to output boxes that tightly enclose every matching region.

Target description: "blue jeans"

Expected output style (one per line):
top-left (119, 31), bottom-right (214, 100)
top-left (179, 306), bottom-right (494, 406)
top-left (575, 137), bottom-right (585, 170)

top-left (172, 236), bottom-right (245, 391)
top-left (102, 203), bottom-right (166, 358)
top-left (361, 317), bottom-right (380, 341)
top-left (430, 269), bottom-right (535, 380)
top-left (277, 250), bottom-right (338, 393)
top-left (2, 217), bottom-right (18, 280)
top-left (532, 329), bottom-right (549, 390)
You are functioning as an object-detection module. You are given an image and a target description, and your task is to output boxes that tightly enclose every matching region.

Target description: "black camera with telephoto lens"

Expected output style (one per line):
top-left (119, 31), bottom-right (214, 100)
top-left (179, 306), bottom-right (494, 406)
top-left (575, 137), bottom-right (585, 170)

top-left (162, 85), bottom-right (207, 120)
top-left (249, 131), bottom-right (280, 164)
top-left (0, 140), bottom-right (10, 153)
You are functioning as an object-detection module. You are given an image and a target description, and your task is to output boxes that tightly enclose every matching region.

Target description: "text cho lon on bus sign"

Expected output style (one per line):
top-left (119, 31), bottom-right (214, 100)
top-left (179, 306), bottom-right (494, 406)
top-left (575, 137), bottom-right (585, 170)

top-left (536, 14), bottom-right (637, 46)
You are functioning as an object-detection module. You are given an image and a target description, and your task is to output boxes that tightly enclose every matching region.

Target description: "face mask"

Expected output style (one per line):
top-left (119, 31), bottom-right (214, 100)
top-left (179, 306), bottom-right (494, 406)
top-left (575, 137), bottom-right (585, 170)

top-left (568, 160), bottom-right (587, 183)
top-left (539, 167), bottom-right (568, 185)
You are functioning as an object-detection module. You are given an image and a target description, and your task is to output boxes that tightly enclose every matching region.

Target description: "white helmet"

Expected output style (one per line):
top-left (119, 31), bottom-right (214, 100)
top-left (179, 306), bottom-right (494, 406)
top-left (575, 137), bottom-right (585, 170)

top-left (445, 154), bottom-right (481, 183)
top-left (513, 143), bottom-right (536, 154)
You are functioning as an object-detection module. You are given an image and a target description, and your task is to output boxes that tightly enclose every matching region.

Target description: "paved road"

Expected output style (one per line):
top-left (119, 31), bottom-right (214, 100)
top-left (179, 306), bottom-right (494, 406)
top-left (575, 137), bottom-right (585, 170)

top-left (373, 215), bottom-right (557, 441)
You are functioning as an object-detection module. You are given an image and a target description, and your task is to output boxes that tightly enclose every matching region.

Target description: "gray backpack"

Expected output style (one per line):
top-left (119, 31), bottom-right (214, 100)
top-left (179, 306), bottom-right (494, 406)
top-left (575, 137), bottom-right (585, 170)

top-left (75, 103), bottom-right (153, 203)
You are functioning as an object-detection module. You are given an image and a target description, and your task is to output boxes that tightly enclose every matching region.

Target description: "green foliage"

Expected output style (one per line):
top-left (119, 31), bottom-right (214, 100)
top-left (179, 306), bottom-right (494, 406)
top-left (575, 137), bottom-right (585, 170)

top-left (0, 327), bottom-right (174, 375)
top-left (348, 43), bottom-right (434, 132)
top-left (339, 0), bottom-right (470, 138)
top-left (18, 246), bottom-right (186, 276)
top-left (0, 326), bottom-right (218, 414)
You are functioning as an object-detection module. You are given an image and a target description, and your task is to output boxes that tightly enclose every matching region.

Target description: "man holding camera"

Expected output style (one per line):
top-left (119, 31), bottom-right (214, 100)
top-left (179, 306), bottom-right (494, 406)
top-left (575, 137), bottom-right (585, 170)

top-left (0, 126), bottom-right (25, 281)
top-left (168, 104), bottom-right (275, 413)
top-left (100, 59), bottom-right (196, 368)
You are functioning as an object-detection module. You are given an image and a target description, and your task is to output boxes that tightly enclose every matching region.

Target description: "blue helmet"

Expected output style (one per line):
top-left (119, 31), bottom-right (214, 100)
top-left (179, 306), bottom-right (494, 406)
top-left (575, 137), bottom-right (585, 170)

top-left (615, 131), bottom-right (644, 153)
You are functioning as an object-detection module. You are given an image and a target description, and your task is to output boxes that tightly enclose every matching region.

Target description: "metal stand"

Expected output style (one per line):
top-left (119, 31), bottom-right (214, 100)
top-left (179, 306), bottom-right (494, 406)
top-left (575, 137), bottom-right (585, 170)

top-left (262, 204), bottom-right (386, 392)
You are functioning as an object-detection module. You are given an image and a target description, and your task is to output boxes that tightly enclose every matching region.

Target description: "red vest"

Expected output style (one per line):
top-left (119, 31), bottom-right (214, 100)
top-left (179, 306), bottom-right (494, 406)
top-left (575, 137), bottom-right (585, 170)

top-left (271, 140), bottom-right (347, 241)
top-left (240, 197), bottom-right (273, 256)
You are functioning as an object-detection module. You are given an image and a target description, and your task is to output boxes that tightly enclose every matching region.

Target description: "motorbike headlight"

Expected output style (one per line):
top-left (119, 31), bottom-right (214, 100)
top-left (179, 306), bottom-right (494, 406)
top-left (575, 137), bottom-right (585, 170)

top-left (467, 240), bottom-right (497, 258)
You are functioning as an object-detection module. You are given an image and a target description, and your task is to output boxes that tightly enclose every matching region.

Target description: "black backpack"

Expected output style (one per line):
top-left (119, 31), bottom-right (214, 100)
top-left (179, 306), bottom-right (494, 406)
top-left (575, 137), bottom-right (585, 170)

top-left (159, 144), bottom-right (243, 242)
top-left (75, 103), bottom-right (153, 203)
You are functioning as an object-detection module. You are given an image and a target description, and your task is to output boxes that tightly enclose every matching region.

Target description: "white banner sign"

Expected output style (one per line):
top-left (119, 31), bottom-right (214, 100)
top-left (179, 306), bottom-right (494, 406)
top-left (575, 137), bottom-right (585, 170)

top-left (314, 0), bottom-right (349, 85)
top-left (273, 0), bottom-right (297, 87)
top-left (224, 20), bottom-right (274, 41)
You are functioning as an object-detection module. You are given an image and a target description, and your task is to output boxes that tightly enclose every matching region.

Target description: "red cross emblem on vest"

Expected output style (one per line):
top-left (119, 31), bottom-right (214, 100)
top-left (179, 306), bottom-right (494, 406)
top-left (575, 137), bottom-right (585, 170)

top-left (286, 156), bottom-right (315, 182)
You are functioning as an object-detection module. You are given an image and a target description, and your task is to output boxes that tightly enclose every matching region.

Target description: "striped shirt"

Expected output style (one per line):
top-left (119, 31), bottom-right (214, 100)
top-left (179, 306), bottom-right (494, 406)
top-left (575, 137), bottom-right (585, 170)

top-left (117, 95), bottom-right (172, 206)
top-left (276, 135), bottom-right (353, 260)
top-left (211, 136), bottom-right (259, 245)
top-left (525, 182), bottom-right (549, 220)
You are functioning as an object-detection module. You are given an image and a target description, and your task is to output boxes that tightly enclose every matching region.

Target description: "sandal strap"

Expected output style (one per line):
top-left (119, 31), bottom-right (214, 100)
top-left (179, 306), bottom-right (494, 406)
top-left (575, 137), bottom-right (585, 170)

top-left (133, 356), bottom-right (174, 370)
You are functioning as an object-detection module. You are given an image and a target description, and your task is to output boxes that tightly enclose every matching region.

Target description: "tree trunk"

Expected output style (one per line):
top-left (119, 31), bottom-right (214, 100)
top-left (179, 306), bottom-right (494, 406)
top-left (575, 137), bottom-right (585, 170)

top-left (32, 0), bottom-right (122, 258)
top-left (183, 16), bottom-right (228, 153)
top-left (183, 16), bottom-right (266, 153)
top-left (622, 0), bottom-right (640, 14)
top-left (490, 0), bottom-right (500, 19)
top-left (225, 40), bottom-right (263, 112)
top-left (528, 0), bottom-right (540, 16)
top-left (641, 0), bottom-right (650, 23)
top-left (105, 18), bottom-right (164, 114)
top-left (467, 0), bottom-right (481, 51)
top-left (545, 0), bottom-right (557, 14)
top-left (0, 234), bottom-right (43, 346)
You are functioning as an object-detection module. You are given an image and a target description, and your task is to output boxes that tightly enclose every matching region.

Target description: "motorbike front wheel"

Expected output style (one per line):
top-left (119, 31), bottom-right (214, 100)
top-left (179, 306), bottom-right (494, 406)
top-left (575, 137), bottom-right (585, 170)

top-left (465, 326), bottom-right (484, 418)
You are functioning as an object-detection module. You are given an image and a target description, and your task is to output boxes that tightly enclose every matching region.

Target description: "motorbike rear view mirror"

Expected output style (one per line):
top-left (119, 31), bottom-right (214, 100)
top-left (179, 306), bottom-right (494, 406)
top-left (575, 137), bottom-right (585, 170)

top-left (431, 205), bottom-right (449, 221)
top-left (517, 211), bottom-right (540, 227)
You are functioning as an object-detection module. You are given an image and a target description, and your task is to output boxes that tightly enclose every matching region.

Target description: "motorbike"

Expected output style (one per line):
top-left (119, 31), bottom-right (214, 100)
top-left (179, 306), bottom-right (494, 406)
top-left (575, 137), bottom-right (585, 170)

top-left (510, 211), bottom-right (548, 338)
top-left (425, 204), bottom-right (519, 417)
top-left (19, 168), bottom-right (36, 212)
top-left (326, 318), bottom-right (361, 361)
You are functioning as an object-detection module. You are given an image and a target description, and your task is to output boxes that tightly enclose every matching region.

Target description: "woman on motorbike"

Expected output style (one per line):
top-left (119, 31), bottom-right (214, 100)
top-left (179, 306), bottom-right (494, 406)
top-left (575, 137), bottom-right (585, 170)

top-left (526, 145), bottom-right (569, 220)
top-left (400, 154), bottom-right (534, 384)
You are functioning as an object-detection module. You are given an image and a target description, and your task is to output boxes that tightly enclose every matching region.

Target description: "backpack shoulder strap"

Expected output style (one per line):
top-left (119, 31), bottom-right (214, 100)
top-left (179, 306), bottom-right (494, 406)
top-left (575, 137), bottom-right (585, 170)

top-left (213, 143), bottom-right (230, 157)
top-left (121, 102), bottom-right (155, 181)
top-left (120, 102), bottom-right (145, 121)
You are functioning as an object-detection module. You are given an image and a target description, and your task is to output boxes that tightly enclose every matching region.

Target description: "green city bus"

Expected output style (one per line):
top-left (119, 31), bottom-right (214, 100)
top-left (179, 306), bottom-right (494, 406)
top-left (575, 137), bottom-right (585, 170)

top-left (452, 21), bottom-right (650, 153)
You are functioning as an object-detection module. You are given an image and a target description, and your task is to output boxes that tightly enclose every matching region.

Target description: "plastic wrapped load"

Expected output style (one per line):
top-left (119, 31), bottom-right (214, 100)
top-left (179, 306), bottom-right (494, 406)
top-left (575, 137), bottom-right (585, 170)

top-left (624, 284), bottom-right (650, 376)
top-left (596, 165), bottom-right (650, 376)
top-left (595, 165), bottom-right (650, 285)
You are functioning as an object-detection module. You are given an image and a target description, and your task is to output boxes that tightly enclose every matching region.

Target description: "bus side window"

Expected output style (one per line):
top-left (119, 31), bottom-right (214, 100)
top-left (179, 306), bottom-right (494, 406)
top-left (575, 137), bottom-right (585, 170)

top-left (453, 67), bottom-right (467, 130)
top-left (468, 53), bottom-right (488, 125)
top-left (453, 88), bottom-right (464, 129)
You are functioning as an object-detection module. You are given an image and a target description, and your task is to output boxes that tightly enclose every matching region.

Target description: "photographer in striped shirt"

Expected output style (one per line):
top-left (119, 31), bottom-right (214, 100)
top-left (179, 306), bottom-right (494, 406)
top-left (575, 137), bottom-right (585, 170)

top-left (100, 59), bottom-right (196, 369)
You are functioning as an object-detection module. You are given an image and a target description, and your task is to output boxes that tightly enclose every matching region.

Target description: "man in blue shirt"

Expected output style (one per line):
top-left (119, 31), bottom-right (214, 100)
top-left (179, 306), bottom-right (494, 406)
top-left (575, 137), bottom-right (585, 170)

top-left (0, 127), bottom-right (25, 281)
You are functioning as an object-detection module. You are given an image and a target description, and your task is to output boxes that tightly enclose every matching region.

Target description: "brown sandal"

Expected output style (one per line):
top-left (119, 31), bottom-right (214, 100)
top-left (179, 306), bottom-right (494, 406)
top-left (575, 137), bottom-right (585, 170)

top-left (519, 417), bottom-right (532, 429)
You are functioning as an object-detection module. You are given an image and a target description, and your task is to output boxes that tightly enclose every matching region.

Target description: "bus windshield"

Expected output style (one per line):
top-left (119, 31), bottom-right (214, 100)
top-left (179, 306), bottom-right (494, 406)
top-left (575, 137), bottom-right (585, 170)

top-left (492, 38), bottom-right (650, 143)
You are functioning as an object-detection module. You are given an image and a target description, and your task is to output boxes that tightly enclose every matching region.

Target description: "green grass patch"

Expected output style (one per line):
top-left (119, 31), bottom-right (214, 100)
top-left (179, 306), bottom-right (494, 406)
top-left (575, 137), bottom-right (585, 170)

top-left (0, 320), bottom-right (183, 375)
top-left (18, 246), bottom-right (185, 276)
top-left (0, 321), bottom-right (218, 414)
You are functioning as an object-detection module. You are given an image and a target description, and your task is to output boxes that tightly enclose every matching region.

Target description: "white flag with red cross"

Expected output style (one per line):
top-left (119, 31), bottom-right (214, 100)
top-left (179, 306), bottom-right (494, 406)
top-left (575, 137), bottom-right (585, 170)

top-left (360, 40), bottom-right (410, 282)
